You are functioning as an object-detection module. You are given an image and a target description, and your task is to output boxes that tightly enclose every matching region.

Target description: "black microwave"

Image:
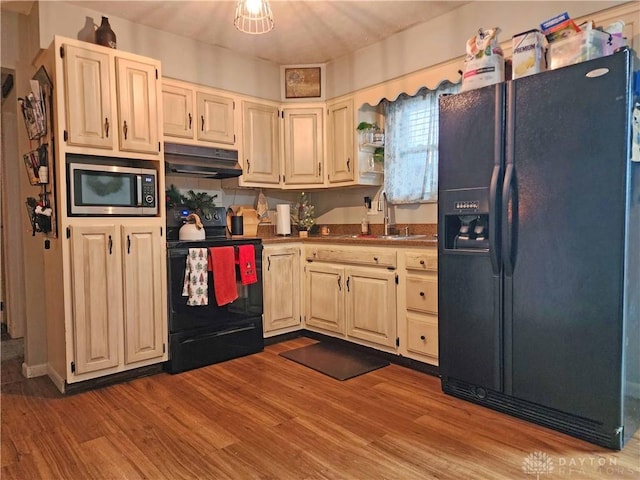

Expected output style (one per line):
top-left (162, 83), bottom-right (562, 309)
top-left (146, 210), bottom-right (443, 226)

top-left (67, 160), bottom-right (158, 216)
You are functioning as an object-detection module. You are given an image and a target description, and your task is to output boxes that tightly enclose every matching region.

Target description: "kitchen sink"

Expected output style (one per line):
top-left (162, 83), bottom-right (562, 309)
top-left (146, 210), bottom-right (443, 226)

top-left (324, 234), bottom-right (430, 240)
top-left (376, 234), bottom-right (429, 240)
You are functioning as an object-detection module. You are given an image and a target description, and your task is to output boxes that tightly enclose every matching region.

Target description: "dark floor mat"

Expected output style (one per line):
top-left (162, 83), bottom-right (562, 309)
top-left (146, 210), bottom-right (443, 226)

top-left (279, 342), bottom-right (390, 380)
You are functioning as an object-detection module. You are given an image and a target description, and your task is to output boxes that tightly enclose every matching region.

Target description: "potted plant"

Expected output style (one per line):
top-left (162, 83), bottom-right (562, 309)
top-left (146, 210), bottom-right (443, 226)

top-left (166, 185), bottom-right (218, 217)
top-left (291, 192), bottom-right (316, 237)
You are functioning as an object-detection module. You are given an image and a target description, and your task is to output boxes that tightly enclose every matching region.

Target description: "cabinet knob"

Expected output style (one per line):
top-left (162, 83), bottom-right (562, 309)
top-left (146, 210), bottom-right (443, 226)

top-left (419, 259), bottom-right (425, 265)
top-left (373, 256), bottom-right (379, 262)
top-left (420, 335), bottom-right (426, 341)
top-left (419, 291), bottom-right (425, 297)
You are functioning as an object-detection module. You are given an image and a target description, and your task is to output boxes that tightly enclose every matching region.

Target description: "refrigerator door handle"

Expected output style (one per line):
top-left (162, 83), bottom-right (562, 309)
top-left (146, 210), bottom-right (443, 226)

top-left (502, 163), bottom-right (515, 276)
top-left (489, 164), bottom-right (501, 275)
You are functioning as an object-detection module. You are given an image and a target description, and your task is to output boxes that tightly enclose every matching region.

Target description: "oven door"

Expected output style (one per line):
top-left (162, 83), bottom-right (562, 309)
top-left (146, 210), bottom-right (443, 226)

top-left (167, 243), bottom-right (263, 333)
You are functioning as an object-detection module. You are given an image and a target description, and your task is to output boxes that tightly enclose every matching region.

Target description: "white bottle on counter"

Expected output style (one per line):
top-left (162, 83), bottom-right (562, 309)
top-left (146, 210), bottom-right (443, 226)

top-left (361, 216), bottom-right (369, 235)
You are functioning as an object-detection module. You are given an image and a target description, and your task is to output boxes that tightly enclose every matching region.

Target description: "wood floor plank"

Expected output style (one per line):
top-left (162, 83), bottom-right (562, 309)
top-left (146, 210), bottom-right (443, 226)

top-left (1, 338), bottom-right (638, 480)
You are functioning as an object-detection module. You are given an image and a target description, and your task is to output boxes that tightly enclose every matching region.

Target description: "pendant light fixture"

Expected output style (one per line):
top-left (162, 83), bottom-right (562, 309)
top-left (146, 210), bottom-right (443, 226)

top-left (234, 0), bottom-right (274, 35)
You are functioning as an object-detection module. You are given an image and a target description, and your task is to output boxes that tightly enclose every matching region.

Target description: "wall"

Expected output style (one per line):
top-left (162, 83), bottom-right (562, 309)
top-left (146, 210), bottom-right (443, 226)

top-left (0, 5), bottom-right (49, 372)
top-left (36, 1), bottom-right (281, 100)
top-left (326, 1), bottom-right (627, 97)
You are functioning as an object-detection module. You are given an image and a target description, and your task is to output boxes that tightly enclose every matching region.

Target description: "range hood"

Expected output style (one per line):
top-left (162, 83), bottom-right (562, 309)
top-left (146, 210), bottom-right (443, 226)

top-left (164, 143), bottom-right (242, 179)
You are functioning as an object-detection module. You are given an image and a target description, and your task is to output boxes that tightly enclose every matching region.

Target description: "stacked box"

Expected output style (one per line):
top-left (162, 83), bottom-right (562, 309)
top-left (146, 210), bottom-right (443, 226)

top-left (549, 29), bottom-right (625, 70)
top-left (512, 30), bottom-right (546, 79)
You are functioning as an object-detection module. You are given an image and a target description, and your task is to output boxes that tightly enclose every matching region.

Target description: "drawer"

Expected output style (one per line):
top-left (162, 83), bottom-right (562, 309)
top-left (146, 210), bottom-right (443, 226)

top-left (404, 250), bottom-right (437, 271)
top-left (406, 274), bottom-right (437, 314)
top-left (307, 247), bottom-right (396, 268)
top-left (406, 314), bottom-right (438, 358)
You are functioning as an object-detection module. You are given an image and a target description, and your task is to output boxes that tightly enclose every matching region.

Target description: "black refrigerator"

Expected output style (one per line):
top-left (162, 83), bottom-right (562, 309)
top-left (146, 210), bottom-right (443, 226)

top-left (437, 48), bottom-right (640, 450)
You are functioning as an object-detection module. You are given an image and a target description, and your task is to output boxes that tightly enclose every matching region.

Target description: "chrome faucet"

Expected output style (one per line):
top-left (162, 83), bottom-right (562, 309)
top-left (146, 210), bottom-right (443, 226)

top-left (382, 191), bottom-right (395, 236)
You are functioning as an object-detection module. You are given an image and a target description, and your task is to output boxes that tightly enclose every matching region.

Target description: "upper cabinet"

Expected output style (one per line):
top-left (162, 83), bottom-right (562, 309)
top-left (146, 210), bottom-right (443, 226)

top-left (162, 78), bottom-right (237, 148)
top-left (162, 81), bottom-right (193, 139)
top-left (62, 43), bottom-right (160, 157)
top-left (282, 105), bottom-right (324, 187)
top-left (239, 99), bottom-right (281, 186)
top-left (326, 98), bottom-right (355, 184)
top-left (196, 91), bottom-right (235, 144)
top-left (327, 96), bottom-right (382, 187)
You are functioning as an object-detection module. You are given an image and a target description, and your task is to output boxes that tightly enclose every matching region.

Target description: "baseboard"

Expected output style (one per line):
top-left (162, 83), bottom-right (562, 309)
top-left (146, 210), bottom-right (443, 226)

top-left (21, 361), bottom-right (47, 378)
top-left (46, 364), bottom-right (66, 393)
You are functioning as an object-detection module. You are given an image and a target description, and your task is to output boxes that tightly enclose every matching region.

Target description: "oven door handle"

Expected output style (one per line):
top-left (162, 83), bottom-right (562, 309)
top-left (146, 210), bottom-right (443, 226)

top-left (179, 325), bottom-right (256, 343)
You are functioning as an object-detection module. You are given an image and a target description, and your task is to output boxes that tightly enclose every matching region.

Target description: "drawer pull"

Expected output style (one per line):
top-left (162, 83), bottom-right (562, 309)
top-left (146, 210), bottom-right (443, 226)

top-left (419, 291), bottom-right (425, 297)
top-left (420, 335), bottom-right (426, 341)
top-left (420, 259), bottom-right (425, 265)
top-left (373, 256), bottom-right (379, 262)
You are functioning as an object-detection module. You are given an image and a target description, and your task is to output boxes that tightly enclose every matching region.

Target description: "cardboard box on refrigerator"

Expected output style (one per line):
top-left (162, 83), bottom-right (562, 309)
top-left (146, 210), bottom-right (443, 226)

top-left (512, 29), bottom-right (547, 79)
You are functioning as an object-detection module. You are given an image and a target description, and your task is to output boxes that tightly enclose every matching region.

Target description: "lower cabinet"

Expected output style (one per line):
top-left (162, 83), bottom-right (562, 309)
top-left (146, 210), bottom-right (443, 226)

top-left (305, 262), bottom-right (345, 334)
top-left (345, 266), bottom-right (396, 348)
top-left (398, 249), bottom-right (439, 365)
top-left (304, 245), bottom-right (397, 350)
top-left (263, 245), bottom-right (302, 336)
top-left (59, 223), bottom-right (167, 388)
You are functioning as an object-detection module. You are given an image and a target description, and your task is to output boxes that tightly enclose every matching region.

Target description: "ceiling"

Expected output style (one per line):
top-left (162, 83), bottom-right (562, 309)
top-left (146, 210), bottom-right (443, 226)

top-left (15, 1), bottom-right (468, 65)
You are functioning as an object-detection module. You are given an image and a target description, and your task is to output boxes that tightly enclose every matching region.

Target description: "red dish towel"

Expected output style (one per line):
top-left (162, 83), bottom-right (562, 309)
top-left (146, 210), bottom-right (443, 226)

top-left (236, 244), bottom-right (258, 285)
top-left (208, 247), bottom-right (238, 306)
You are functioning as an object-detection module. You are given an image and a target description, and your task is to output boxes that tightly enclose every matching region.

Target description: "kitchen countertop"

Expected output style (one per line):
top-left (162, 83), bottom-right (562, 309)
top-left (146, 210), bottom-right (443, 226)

top-left (257, 223), bottom-right (438, 247)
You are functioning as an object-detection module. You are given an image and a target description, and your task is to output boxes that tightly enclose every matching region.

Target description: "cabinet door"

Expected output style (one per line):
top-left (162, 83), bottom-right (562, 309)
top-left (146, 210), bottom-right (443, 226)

top-left (346, 266), bottom-right (396, 347)
top-left (162, 82), bottom-right (194, 139)
top-left (305, 263), bottom-right (345, 334)
top-left (121, 226), bottom-right (165, 364)
top-left (196, 92), bottom-right (235, 144)
top-left (70, 225), bottom-right (121, 375)
top-left (242, 101), bottom-right (281, 185)
top-left (64, 45), bottom-right (114, 149)
top-left (283, 107), bottom-right (324, 186)
top-left (263, 247), bottom-right (301, 332)
top-left (327, 99), bottom-right (355, 184)
top-left (115, 57), bottom-right (160, 154)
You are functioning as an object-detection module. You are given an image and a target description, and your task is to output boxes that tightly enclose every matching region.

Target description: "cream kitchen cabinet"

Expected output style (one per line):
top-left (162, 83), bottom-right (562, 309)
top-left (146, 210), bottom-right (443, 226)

top-left (162, 78), bottom-right (236, 147)
top-left (282, 106), bottom-right (324, 187)
top-left (240, 99), bottom-right (281, 186)
top-left (62, 41), bottom-right (161, 157)
top-left (162, 81), bottom-right (194, 139)
top-left (398, 248), bottom-right (438, 366)
top-left (326, 98), bottom-right (355, 184)
top-left (57, 222), bottom-right (167, 390)
top-left (304, 245), bottom-right (397, 350)
top-left (196, 91), bottom-right (235, 144)
top-left (263, 245), bottom-right (302, 336)
top-left (304, 262), bottom-right (345, 335)
top-left (326, 97), bottom-right (382, 187)
top-left (69, 225), bottom-right (121, 374)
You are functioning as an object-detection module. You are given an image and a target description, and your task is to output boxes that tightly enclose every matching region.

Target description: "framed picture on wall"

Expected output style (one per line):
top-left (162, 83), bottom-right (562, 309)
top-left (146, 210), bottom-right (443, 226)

top-left (284, 67), bottom-right (321, 99)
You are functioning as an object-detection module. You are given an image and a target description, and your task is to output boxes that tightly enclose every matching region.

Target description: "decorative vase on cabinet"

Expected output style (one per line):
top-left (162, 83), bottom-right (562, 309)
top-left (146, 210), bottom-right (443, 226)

top-left (95, 16), bottom-right (117, 49)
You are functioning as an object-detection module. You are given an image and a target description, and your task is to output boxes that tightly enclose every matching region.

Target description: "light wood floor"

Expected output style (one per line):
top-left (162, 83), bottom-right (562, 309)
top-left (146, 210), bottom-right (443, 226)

top-left (2, 337), bottom-right (639, 479)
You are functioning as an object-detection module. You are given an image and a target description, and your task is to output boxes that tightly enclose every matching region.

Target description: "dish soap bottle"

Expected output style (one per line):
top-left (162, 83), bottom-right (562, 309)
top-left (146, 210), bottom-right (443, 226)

top-left (361, 216), bottom-right (369, 235)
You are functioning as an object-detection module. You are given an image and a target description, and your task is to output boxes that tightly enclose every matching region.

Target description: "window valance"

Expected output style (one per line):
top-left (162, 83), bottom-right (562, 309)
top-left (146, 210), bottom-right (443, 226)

top-left (353, 57), bottom-right (463, 108)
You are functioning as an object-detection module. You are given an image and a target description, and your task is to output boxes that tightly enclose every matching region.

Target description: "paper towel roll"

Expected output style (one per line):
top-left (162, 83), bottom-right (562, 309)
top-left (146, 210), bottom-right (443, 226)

top-left (276, 204), bottom-right (291, 236)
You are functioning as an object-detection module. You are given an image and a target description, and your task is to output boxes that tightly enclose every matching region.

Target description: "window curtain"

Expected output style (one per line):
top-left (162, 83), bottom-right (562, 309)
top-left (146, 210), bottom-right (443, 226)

top-left (383, 81), bottom-right (460, 204)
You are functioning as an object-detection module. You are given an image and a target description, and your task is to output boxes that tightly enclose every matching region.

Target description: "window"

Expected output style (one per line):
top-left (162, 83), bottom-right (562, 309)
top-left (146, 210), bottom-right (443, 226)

top-left (383, 81), bottom-right (460, 203)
